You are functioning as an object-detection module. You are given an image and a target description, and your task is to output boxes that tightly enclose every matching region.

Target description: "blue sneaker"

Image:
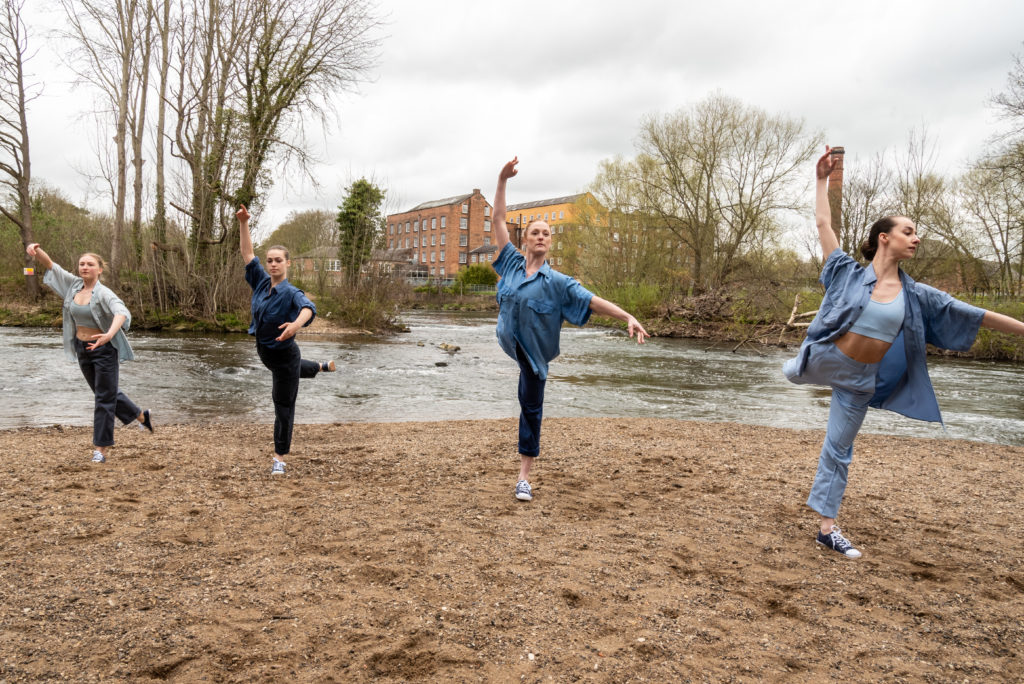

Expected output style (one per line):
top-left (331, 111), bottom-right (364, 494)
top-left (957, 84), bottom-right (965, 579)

top-left (515, 480), bottom-right (532, 501)
top-left (816, 525), bottom-right (862, 559)
top-left (271, 459), bottom-right (286, 475)
top-left (320, 360), bottom-right (336, 372)
top-left (91, 450), bottom-right (105, 463)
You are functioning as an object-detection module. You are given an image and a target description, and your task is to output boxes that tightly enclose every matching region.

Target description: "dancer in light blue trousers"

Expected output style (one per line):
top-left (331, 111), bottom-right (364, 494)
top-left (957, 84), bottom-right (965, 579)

top-left (784, 147), bottom-right (1024, 559)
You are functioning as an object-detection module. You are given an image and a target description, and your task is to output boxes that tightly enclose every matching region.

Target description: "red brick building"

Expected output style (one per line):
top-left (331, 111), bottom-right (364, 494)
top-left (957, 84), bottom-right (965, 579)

top-left (386, 190), bottom-right (495, 281)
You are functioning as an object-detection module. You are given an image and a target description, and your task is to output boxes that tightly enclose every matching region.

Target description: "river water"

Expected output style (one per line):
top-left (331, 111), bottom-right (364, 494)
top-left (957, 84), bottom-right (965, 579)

top-left (2, 311), bottom-right (1022, 445)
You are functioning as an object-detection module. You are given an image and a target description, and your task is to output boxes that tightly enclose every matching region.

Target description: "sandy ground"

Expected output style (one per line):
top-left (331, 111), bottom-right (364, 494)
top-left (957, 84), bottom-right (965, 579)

top-left (1, 418), bottom-right (1022, 683)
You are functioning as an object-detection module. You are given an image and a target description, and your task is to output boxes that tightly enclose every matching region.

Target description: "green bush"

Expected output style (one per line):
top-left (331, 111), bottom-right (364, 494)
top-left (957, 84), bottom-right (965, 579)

top-left (455, 263), bottom-right (498, 287)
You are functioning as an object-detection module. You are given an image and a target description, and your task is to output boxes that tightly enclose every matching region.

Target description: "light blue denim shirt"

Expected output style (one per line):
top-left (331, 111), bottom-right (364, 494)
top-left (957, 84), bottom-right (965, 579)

top-left (43, 263), bottom-right (135, 363)
top-left (493, 242), bottom-right (594, 380)
top-left (789, 248), bottom-right (985, 423)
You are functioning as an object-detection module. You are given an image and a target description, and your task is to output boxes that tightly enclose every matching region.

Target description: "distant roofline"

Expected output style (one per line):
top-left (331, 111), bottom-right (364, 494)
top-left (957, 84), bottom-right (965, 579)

top-left (506, 193), bottom-right (587, 211)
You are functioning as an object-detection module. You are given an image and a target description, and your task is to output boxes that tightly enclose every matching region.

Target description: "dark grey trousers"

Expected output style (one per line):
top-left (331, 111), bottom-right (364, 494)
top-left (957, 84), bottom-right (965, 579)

top-left (75, 338), bottom-right (140, 447)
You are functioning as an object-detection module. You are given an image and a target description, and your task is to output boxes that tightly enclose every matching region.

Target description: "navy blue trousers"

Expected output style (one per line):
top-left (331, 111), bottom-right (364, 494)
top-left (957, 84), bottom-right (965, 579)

top-left (256, 340), bottom-right (321, 456)
top-left (515, 345), bottom-right (546, 458)
top-left (75, 338), bottom-right (140, 447)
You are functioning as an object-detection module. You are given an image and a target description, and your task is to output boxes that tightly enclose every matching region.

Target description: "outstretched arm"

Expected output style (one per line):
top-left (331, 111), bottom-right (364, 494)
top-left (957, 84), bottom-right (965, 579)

top-left (981, 311), bottom-right (1024, 336)
top-left (492, 157), bottom-right (518, 251)
top-left (814, 147), bottom-right (840, 257)
top-left (26, 243), bottom-right (54, 271)
top-left (237, 205), bottom-right (255, 264)
top-left (589, 296), bottom-right (648, 344)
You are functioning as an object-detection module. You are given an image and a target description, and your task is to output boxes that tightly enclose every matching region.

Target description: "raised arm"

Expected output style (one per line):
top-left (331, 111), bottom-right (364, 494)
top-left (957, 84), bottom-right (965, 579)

top-left (25, 243), bottom-right (54, 271)
top-left (981, 310), bottom-right (1024, 336)
top-left (237, 204), bottom-right (255, 264)
top-left (814, 147), bottom-right (840, 257)
top-left (589, 296), bottom-right (649, 344)
top-left (492, 157), bottom-right (518, 251)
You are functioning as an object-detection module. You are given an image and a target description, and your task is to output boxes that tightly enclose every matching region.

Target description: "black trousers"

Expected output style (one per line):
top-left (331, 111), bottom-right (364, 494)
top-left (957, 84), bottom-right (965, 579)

top-left (75, 338), bottom-right (141, 447)
top-left (256, 340), bottom-right (321, 456)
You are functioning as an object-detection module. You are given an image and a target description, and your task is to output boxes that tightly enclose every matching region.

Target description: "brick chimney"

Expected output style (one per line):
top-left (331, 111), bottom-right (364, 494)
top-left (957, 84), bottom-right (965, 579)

top-left (827, 146), bottom-right (844, 239)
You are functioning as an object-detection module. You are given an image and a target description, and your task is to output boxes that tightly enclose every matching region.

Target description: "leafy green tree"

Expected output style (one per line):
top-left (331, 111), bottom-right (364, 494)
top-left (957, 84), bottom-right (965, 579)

top-left (336, 178), bottom-right (385, 284)
top-left (455, 262), bottom-right (498, 287)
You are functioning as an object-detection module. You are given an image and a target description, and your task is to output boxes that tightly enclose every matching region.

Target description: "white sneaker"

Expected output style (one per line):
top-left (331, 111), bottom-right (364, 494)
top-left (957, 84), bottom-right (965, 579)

top-left (271, 459), bottom-right (286, 475)
top-left (515, 480), bottom-right (532, 501)
top-left (91, 450), bottom-right (105, 463)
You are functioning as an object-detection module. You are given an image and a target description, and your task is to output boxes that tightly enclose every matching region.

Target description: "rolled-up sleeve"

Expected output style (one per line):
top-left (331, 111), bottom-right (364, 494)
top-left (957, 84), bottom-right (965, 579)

top-left (105, 292), bottom-right (132, 330)
top-left (819, 248), bottom-right (857, 290)
top-left (42, 263), bottom-right (80, 299)
top-left (293, 289), bottom-right (316, 325)
top-left (492, 242), bottom-right (522, 279)
top-left (244, 257), bottom-right (268, 291)
top-left (561, 277), bottom-right (594, 327)
top-left (917, 284), bottom-right (986, 351)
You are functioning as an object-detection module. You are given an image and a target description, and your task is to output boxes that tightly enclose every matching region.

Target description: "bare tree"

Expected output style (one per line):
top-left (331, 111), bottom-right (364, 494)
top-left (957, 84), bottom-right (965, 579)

top-left (0, 0), bottom-right (40, 297)
top-left (633, 94), bottom-right (821, 292)
top-left (837, 151), bottom-right (895, 257)
top-left (59, 0), bottom-right (147, 275)
top-left (959, 160), bottom-right (1024, 294)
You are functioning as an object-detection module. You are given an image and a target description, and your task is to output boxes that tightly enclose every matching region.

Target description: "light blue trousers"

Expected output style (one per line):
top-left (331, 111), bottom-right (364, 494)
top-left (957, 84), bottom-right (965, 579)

top-left (784, 343), bottom-right (880, 519)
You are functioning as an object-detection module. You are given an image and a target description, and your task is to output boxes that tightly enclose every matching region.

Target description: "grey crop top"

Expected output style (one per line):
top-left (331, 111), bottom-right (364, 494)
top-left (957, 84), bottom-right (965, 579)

top-left (69, 300), bottom-right (101, 330)
top-left (848, 288), bottom-right (905, 343)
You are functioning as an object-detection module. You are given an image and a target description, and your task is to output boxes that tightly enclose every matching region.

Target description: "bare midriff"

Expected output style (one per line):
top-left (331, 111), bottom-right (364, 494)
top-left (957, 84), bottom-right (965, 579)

top-left (834, 331), bottom-right (892, 364)
top-left (75, 326), bottom-right (104, 342)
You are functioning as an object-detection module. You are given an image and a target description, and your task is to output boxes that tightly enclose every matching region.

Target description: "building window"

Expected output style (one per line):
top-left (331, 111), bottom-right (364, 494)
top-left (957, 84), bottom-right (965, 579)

top-left (460, 217), bottom-right (467, 229)
top-left (558, 225), bottom-right (564, 233)
top-left (559, 211), bottom-right (564, 219)
top-left (431, 252), bottom-right (436, 263)
top-left (440, 268), bottom-right (445, 278)
top-left (440, 234), bottom-right (446, 245)
top-left (459, 234), bottom-right (467, 246)
top-left (440, 250), bottom-right (445, 261)
top-left (488, 253), bottom-right (493, 262)
top-left (389, 223), bottom-right (394, 234)
top-left (484, 206), bottom-right (490, 217)
top-left (431, 235), bottom-right (436, 246)
top-left (459, 253), bottom-right (467, 264)
top-left (431, 217), bottom-right (436, 229)
top-left (557, 257), bottom-right (563, 265)
top-left (484, 220), bottom-right (490, 232)
top-left (405, 238), bottom-right (410, 248)
top-left (414, 237), bottom-right (419, 247)
top-left (557, 241), bottom-right (562, 250)
top-left (430, 267), bottom-right (435, 275)
top-left (612, 233), bottom-right (619, 242)
top-left (544, 212), bottom-right (548, 220)
top-left (483, 237), bottom-right (490, 246)
top-left (461, 203), bottom-right (468, 213)
top-left (405, 221), bottom-right (410, 232)
top-left (421, 253), bottom-right (427, 263)
top-left (471, 254), bottom-right (477, 263)
top-left (441, 216), bottom-right (446, 228)
top-left (414, 220), bottom-right (419, 232)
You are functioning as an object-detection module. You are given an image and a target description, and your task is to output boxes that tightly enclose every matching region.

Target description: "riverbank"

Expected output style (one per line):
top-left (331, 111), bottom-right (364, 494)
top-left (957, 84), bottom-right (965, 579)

top-left (2, 418), bottom-right (1021, 682)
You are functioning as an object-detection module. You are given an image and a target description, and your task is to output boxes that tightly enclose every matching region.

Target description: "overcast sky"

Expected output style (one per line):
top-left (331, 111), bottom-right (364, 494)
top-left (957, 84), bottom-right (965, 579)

top-left (19, 0), bottom-right (1024, 237)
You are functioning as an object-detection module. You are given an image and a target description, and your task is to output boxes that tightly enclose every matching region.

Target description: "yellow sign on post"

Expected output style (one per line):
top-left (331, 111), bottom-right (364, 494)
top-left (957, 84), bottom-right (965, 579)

top-left (23, 267), bottom-right (34, 275)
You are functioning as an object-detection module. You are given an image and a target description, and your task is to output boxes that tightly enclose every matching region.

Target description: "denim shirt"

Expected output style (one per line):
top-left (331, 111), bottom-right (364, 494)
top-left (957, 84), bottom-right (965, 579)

top-left (493, 242), bottom-right (594, 380)
top-left (790, 248), bottom-right (986, 423)
top-left (43, 263), bottom-right (134, 363)
top-left (245, 256), bottom-right (316, 348)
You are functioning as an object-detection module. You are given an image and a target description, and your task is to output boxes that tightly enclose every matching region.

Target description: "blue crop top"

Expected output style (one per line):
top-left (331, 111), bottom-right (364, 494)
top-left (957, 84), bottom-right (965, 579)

top-left (848, 288), bottom-right (905, 343)
top-left (69, 300), bottom-right (101, 329)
